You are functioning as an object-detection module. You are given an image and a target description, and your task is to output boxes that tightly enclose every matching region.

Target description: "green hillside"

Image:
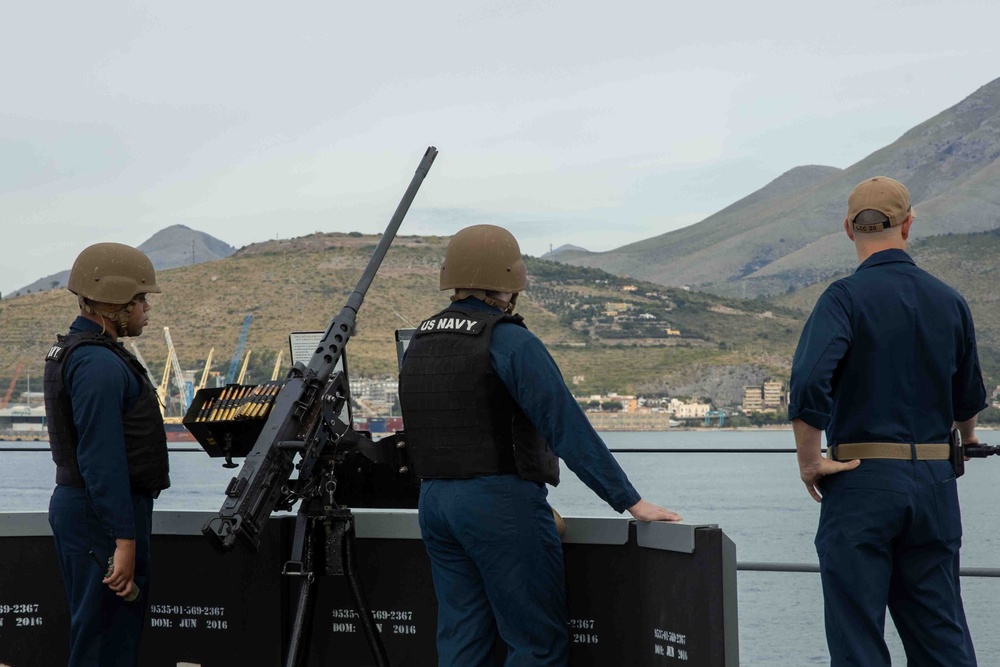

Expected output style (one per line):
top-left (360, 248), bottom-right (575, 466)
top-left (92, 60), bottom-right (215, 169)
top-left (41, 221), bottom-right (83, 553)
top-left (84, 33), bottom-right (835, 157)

top-left (0, 232), bottom-right (803, 408)
top-left (774, 230), bottom-right (1000, 388)
top-left (5, 229), bottom-right (995, 411)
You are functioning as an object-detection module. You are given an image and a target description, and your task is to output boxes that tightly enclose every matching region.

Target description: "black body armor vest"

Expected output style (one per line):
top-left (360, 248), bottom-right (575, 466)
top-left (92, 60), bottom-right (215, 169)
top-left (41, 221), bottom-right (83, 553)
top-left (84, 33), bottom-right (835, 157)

top-left (44, 332), bottom-right (171, 493)
top-left (398, 306), bottom-right (560, 485)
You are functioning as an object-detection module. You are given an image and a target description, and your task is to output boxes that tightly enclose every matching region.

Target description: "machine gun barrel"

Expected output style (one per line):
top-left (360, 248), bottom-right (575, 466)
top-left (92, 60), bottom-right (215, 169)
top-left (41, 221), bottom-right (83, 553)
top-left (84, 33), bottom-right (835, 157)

top-left (307, 147), bottom-right (438, 383)
top-left (202, 147), bottom-right (438, 553)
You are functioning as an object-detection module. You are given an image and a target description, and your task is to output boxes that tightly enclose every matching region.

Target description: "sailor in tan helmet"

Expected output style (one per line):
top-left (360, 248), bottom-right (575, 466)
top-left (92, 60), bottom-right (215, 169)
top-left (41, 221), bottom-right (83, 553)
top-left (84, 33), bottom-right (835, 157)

top-left (399, 224), bottom-right (681, 666)
top-left (67, 241), bottom-right (162, 338)
top-left (45, 242), bottom-right (170, 666)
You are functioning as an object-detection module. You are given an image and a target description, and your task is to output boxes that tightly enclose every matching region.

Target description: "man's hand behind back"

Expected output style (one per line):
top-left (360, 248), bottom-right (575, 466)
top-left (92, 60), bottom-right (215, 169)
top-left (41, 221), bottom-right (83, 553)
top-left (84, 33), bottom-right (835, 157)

top-left (628, 499), bottom-right (682, 522)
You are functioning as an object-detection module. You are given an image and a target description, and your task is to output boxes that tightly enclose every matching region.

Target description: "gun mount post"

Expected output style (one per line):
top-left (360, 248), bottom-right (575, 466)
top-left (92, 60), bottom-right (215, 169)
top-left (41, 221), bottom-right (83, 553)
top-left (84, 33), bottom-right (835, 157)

top-left (283, 476), bottom-right (389, 667)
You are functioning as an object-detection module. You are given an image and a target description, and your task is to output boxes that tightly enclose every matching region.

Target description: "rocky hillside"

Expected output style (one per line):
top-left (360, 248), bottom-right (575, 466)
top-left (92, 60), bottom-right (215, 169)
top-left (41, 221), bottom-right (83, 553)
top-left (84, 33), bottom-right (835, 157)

top-left (773, 229), bottom-right (1000, 387)
top-left (557, 78), bottom-right (1000, 298)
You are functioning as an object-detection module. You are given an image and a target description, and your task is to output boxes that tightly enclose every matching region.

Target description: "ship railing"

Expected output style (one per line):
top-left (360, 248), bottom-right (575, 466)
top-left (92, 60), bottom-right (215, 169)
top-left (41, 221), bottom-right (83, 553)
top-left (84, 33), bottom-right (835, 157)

top-left (4, 444), bottom-right (997, 578)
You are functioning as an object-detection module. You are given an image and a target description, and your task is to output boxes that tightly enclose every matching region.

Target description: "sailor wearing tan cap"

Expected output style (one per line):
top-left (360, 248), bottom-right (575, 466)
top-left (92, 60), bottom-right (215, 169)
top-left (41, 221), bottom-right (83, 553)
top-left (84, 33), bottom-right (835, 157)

top-left (788, 176), bottom-right (986, 665)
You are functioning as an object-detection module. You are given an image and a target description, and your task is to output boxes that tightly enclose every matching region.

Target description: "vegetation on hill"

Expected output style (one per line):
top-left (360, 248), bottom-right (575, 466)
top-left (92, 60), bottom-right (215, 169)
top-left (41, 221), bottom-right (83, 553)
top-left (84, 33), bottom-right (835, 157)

top-left (3, 228), bottom-right (995, 414)
top-left (0, 232), bottom-right (803, 411)
top-left (773, 229), bottom-right (1000, 390)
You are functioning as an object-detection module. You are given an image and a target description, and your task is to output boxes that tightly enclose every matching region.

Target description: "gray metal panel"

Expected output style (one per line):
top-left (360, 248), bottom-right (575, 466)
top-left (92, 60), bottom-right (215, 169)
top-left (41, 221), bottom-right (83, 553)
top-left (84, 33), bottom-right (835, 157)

top-left (1, 510), bottom-right (643, 548)
top-left (151, 510), bottom-right (420, 539)
top-left (350, 511), bottom-right (634, 545)
top-left (352, 509), bottom-right (423, 540)
top-left (634, 521), bottom-right (717, 554)
top-left (1, 511), bottom-right (250, 537)
top-left (152, 510), bottom-right (219, 535)
top-left (0, 511), bottom-right (51, 536)
top-left (0, 510), bottom-right (287, 538)
top-left (560, 515), bottom-right (631, 545)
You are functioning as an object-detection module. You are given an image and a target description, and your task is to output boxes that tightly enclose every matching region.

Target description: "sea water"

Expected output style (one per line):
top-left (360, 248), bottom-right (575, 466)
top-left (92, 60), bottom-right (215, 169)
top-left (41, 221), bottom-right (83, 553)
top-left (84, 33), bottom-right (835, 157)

top-left (3, 430), bottom-right (997, 666)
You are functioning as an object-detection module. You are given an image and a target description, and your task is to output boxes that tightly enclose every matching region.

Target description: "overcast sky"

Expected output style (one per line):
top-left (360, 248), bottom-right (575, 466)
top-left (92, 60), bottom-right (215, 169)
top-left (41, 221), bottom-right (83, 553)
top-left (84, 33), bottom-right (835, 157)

top-left (2, 1), bottom-right (999, 296)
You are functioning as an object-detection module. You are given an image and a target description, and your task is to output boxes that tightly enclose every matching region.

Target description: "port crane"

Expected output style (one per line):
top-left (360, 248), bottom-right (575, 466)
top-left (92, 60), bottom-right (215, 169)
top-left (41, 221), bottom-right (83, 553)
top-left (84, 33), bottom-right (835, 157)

top-left (225, 315), bottom-right (253, 385)
top-left (129, 342), bottom-right (155, 384)
top-left (163, 327), bottom-right (191, 412)
top-left (129, 342), bottom-right (170, 416)
top-left (236, 349), bottom-right (252, 384)
top-left (0, 364), bottom-right (24, 409)
top-left (196, 348), bottom-right (215, 392)
top-left (270, 350), bottom-right (283, 381)
top-left (704, 410), bottom-right (726, 427)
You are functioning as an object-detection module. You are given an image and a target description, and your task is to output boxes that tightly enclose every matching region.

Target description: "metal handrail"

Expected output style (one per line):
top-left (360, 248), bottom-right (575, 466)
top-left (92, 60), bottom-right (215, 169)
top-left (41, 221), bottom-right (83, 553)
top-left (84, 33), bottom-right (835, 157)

top-left (1, 446), bottom-right (812, 453)
top-left (610, 448), bottom-right (806, 454)
top-left (737, 562), bottom-right (1000, 578)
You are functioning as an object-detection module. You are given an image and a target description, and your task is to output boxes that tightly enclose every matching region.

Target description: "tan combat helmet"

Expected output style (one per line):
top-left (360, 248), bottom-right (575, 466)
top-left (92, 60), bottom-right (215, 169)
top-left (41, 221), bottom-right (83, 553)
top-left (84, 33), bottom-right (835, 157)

top-left (68, 242), bottom-right (160, 337)
top-left (440, 224), bottom-right (527, 293)
top-left (68, 242), bottom-right (161, 304)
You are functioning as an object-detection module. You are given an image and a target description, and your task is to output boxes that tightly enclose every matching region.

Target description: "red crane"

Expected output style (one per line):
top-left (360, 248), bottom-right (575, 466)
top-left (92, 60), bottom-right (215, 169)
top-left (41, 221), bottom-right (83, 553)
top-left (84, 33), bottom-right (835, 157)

top-left (1, 363), bottom-right (24, 409)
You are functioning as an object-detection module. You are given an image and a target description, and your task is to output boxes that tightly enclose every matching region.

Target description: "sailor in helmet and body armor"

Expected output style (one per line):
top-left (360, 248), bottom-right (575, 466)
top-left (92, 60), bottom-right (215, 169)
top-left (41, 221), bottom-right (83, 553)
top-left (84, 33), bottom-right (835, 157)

top-left (44, 242), bottom-right (170, 666)
top-left (399, 225), bottom-right (681, 666)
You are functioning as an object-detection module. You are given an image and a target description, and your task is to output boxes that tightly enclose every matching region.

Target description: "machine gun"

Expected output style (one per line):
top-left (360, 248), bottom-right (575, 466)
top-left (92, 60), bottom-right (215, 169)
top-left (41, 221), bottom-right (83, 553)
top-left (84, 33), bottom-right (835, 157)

top-left (197, 146), bottom-right (437, 667)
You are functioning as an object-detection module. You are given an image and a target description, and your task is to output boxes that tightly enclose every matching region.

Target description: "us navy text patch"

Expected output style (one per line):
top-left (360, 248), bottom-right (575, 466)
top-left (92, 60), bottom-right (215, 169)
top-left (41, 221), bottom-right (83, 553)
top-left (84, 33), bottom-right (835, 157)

top-left (417, 316), bottom-right (483, 335)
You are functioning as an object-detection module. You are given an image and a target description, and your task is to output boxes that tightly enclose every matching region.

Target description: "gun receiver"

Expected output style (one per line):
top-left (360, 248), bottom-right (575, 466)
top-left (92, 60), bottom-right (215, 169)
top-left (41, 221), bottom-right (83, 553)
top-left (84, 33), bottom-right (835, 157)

top-left (202, 147), bottom-right (437, 553)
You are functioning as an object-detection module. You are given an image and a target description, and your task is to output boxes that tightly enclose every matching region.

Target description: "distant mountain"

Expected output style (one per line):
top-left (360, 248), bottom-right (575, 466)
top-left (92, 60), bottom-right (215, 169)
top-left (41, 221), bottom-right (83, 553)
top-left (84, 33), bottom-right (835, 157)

top-left (542, 244), bottom-right (591, 260)
top-left (557, 78), bottom-right (1000, 297)
top-left (552, 164), bottom-right (842, 278)
top-left (138, 224), bottom-right (237, 270)
top-left (9, 225), bottom-right (235, 297)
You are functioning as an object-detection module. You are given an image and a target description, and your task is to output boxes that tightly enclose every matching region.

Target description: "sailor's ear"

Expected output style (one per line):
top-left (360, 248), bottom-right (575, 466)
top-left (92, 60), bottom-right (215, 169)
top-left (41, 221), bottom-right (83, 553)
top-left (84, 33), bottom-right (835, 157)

top-left (843, 217), bottom-right (855, 241)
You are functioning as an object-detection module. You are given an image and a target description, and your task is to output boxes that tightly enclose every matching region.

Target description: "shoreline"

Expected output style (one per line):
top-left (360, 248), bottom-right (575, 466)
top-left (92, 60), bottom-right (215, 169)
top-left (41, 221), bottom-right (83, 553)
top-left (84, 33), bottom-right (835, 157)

top-left (587, 424), bottom-right (794, 433)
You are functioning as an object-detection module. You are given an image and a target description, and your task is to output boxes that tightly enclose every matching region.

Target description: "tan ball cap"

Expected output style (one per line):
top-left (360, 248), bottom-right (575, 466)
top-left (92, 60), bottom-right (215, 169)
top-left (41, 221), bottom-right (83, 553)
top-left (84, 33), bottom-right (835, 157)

top-left (440, 224), bottom-right (527, 292)
top-left (847, 176), bottom-right (913, 232)
top-left (68, 242), bottom-right (161, 304)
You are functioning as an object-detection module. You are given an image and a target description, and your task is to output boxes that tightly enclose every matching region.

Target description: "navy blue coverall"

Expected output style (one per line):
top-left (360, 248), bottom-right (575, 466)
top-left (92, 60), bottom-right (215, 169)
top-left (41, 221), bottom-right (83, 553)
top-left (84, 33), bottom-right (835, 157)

top-left (417, 297), bottom-right (641, 667)
top-left (789, 249), bottom-right (987, 666)
top-left (48, 316), bottom-right (155, 667)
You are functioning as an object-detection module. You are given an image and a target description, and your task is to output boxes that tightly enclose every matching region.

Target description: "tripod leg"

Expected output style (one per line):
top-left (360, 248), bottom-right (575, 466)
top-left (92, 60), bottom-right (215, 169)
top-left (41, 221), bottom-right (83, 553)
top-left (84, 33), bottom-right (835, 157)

top-left (285, 515), bottom-right (320, 667)
top-left (343, 525), bottom-right (391, 667)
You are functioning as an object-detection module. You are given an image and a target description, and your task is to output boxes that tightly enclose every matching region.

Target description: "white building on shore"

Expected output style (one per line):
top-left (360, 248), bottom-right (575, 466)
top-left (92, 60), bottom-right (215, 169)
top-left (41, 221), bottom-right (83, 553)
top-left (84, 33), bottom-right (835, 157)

top-left (0, 405), bottom-right (47, 439)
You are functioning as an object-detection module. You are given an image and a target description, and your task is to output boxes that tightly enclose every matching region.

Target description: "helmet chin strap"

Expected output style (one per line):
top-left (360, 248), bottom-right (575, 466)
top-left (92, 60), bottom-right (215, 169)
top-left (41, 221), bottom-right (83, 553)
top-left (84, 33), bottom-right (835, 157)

top-left (451, 289), bottom-right (518, 314)
top-left (79, 296), bottom-right (135, 337)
